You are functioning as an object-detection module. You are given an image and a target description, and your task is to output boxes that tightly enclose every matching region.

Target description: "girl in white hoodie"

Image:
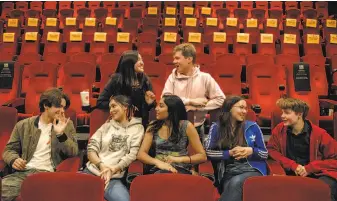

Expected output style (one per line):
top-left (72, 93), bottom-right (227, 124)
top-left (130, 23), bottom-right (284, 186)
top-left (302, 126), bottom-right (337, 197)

top-left (84, 95), bottom-right (144, 201)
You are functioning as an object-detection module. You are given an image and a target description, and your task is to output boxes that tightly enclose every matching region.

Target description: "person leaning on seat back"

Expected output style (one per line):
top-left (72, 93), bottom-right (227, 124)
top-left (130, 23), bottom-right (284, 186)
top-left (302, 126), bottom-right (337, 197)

top-left (267, 98), bottom-right (337, 201)
top-left (96, 50), bottom-right (156, 128)
top-left (2, 88), bottom-right (78, 201)
top-left (84, 95), bottom-right (144, 201)
top-left (161, 43), bottom-right (225, 142)
top-left (137, 95), bottom-right (207, 174)
top-left (204, 96), bottom-right (268, 201)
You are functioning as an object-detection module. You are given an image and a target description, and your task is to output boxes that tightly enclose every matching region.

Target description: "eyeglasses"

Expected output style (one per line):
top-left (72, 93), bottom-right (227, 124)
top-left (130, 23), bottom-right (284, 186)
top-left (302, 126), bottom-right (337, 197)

top-left (232, 105), bottom-right (248, 111)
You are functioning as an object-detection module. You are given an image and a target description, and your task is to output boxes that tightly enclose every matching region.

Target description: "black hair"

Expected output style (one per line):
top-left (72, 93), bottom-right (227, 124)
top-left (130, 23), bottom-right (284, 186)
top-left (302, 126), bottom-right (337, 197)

top-left (148, 95), bottom-right (187, 143)
top-left (114, 50), bottom-right (146, 96)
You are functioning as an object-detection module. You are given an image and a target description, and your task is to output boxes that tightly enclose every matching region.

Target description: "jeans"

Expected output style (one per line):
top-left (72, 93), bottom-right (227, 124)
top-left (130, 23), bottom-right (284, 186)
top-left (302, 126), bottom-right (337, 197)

top-left (104, 179), bottom-right (130, 201)
top-left (220, 171), bottom-right (262, 201)
top-left (82, 168), bottom-right (129, 201)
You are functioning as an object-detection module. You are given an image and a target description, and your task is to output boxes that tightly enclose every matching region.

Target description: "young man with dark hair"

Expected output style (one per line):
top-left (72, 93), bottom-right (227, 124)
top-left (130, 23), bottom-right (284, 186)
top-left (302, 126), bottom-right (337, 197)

top-left (267, 98), bottom-right (337, 201)
top-left (162, 43), bottom-right (225, 141)
top-left (2, 88), bottom-right (78, 201)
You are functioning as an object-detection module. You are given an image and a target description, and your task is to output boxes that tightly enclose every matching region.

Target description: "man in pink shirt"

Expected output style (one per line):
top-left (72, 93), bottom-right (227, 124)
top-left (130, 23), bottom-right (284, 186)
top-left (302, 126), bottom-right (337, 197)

top-left (162, 43), bottom-right (225, 141)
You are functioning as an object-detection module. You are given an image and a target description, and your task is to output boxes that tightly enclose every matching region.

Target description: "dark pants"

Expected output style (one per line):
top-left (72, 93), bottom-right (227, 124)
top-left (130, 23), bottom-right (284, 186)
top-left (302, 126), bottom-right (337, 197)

top-left (220, 171), bottom-right (262, 201)
top-left (310, 175), bottom-right (337, 201)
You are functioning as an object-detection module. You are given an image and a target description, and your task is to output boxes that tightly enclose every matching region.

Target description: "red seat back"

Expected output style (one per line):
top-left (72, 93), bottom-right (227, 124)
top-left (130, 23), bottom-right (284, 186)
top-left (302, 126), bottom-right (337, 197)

top-left (89, 109), bottom-right (110, 137)
top-left (21, 172), bottom-right (105, 201)
top-left (243, 176), bottom-right (330, 201)
top-left (0, 106), bottom-right (17, 160)
top-left (25, 61), bottom-right (58, 114)
top-left (130, 174), bottom-right (218, 201)
top-left (63, 62), bottom-right (96, 113)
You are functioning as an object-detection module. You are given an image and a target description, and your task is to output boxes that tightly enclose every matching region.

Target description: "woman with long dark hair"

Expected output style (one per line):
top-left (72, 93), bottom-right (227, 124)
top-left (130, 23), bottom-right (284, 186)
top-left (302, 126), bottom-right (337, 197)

top-left (137, 95), bottom-right (206, 174)
top-left (85, 95), bottom-right (144, 201)
top-left (97, 50), bottom-right (156, 127)
top-left (205, 96), bottom-right (268, 201)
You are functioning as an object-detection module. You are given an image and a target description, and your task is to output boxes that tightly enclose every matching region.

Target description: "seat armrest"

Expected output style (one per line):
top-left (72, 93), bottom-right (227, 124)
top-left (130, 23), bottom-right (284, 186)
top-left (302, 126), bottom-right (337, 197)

top-left (267, 159), bottom-right (286, 176)
top-left (279, 84), bottom-right (285, 91)
top-left (319, 99), bottom-right (337, 111)
top-left (56, 157), bottom-right (81, 172)
top-left (3, 98), bottom-right (25, 108)
top-left (251, 104), bottom-right (261, 114)
top-left (126, 160), bottom-right (143, 185)
top-left (199, 161), bottom-right (215, 183)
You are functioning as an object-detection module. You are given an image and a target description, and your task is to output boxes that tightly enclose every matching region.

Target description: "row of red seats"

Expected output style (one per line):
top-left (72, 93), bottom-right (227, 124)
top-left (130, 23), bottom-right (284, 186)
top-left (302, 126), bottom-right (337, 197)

top-left (2, 16), bottom-right (336, 41)
top-left (2, 31), bottom-right (337, 66)
top-left (14, 172), bottom-right (328, 201)
top-left (0, 1), bottom-right (331, 36)
top-left (0, 106), bottom-right (331, 201)
top-left (0, 1), bottom-right (330, 22)
top-left (1, 1), bottom-right (328, 12)
top-left (0, 9), bottom-right (334, 36)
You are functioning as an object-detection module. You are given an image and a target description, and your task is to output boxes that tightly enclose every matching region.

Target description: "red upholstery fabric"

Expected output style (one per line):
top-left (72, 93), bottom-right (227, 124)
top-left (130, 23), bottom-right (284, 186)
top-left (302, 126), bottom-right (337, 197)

top-left (24, 61), bottom-right (58, 115)
top-left (66, 41), bottom-right (86, 56)
top-left (137, 32), bottom-right (157, 57)
top-left (43, 34), bottom-right (63, 55)
top-left (99, 62), bottom-right (117, 90)
top-left (243, 176), bottom-right (331, 201)
top-left (210, 54), bottom-right (241, 96)
top-left (246, 54), bottom-right (274, 67)
top-left (63, 61), bottom-right (96, 115)
top-left (89, 109), bottom-right (110, 137)
top-left (280, 35), bottom-right (300, 56)
top-left (21, 172), bottom-right (104, 201)
top-left (70, 52), bottom-right (97, 65)
top-left (257, 34), bottom-right (277, 55)
top-left (302, 34), bottom-right (323, 56)
top-left (247, 63), bottom-right (283, 123)
top-left (302, 55), bottom-right (328, 96)
top-left (56, 157), bottom-right (81, 172)
top-left (145, 61), bottom-right (166, 101)
top-left (285, 65), bottom-right (320, 125)
top-left (0, 107), bottom-right (17, 170)
top-left (130, 174), bottom-right (219, 201)
top-left (233, 33), bottom-right (252, 65)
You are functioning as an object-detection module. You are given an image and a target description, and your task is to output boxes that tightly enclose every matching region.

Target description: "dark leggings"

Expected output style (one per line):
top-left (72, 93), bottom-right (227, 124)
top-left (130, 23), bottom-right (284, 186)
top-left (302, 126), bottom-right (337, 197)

top-left (220, 171), bottom-right (262, 201)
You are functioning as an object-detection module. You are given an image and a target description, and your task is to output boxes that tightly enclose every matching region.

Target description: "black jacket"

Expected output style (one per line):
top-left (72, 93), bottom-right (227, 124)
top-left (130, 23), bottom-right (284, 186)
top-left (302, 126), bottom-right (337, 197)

top-left (96, 73), bottom-right (155, 127)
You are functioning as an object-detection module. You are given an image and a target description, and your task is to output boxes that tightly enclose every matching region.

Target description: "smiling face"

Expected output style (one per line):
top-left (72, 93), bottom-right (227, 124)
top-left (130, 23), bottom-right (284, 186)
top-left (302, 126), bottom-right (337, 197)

top-left (173, 51), bottom-right (193, 74)
top-left (109, 99), bottom-right (127, 122)
top-left (155, 98), bottom-right (169, 120)
top-left (230, 100), bottom-right (248, 122)
top-left (46, 98), bottom-right (66, 121)
top-left (134, 54), bottom-right (144, 73)
top-left (280, 109), bottom-right (302, 126)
